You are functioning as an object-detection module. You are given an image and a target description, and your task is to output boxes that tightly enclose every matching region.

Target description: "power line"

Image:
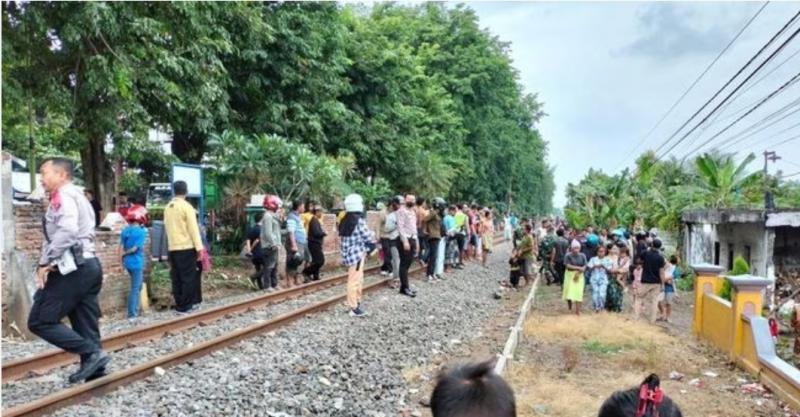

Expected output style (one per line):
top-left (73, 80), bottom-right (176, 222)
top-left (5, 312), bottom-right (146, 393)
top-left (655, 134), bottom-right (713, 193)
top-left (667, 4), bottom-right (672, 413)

top-left (658, 21), bottom-right (800, 159)
top-left (653, 9), bottom-right (800, 158)
top-left (678, 47), bottom-right (800, 151)
top-left (781, 170), bottom-right (800, 178)
top-left (768, 132), bottom-right (800, 148)
top-left (724, 109), bottom-right (800, 152)
top-left (617, 1), bottom-right (769, 166)
top-left (682, 71), bottom-right (800, 156)
top-left (716, 46), bottom-right (800, 119)
top-left (721, 98), bottom-right (800, 153)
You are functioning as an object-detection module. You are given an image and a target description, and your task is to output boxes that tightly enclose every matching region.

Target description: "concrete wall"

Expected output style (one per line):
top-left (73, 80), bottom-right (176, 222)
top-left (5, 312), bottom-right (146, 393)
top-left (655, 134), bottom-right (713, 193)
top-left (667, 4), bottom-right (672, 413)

top-left (693, 271), bottom-right (800, 410)
top-left (684, 221), bottom-right (771, 276)
top-left (717, 222), bottom-right (770, 276)
top-left (701, 293), bottom-right (733, 351)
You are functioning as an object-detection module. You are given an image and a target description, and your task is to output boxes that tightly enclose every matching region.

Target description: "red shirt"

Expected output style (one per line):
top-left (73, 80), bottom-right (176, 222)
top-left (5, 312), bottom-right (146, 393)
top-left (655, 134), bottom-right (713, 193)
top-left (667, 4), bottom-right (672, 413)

top-left (117, 203), bottom-right (131, 218)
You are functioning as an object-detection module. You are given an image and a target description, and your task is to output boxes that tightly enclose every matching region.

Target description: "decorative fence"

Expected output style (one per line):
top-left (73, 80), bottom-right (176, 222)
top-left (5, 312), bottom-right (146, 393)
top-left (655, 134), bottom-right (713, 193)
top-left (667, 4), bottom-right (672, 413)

top-left (692, 263), bottom-right (800, 409)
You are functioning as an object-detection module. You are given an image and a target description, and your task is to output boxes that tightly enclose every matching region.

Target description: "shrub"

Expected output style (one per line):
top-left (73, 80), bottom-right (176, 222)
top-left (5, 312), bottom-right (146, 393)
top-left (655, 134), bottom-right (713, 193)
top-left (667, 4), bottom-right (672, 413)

top-left (676, 271), bottom-right (694, 292)
top-left (720, 255), bottom-right (750, 301)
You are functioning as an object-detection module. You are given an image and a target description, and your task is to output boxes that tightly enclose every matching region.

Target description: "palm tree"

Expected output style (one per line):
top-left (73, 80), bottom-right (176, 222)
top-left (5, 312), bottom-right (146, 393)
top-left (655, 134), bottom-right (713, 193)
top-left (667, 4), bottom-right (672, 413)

top-left (694, 152), bottom-right (757, 208)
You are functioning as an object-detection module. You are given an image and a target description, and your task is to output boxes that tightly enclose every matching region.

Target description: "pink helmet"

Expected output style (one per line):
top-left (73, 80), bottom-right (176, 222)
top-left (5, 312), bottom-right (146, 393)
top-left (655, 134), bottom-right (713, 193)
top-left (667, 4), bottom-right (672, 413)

top-left (125, 204), bottom-right (149, 224)
top-left (263, 195), bottom-right (282, 211)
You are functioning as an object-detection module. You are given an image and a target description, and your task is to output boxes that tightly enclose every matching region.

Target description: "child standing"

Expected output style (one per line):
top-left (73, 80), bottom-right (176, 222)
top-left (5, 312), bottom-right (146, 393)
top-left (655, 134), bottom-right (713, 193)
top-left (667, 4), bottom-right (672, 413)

top-left (658, 255), bottom-right (679, 322)
top-left (120, 205), bottom-right (149, 320)
top-left (588, 246), bottom-right (613, 313)
top-left (508, 255), bottom-right (523, 290)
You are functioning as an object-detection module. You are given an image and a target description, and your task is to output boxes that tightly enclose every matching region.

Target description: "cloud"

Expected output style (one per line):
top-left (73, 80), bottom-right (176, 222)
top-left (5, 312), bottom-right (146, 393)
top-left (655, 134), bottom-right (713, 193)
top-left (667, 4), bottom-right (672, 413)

top-left (617, 3), bottom-right (737, 60)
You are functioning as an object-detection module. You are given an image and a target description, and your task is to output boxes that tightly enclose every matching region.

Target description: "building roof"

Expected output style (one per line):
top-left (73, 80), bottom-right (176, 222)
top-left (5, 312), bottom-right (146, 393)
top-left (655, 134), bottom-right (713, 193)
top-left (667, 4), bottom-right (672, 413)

top-left (766, 211), bottom-right (800, 227)
top-left (682, 208), bottom-right (800, 227)
top-left (682, 208), bottom-right (765, 224)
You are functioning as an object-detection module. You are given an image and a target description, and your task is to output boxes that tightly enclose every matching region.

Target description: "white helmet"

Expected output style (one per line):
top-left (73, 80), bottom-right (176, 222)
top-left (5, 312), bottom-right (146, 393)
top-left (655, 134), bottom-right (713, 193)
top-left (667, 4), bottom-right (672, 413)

top-left (344, 193), bottom-right (364, 213)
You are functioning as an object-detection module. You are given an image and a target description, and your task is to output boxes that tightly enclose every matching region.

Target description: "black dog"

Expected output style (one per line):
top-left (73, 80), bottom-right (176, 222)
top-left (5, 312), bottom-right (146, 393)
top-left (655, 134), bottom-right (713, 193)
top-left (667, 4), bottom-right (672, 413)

top-left (598, 374), bottom-right (683, 417)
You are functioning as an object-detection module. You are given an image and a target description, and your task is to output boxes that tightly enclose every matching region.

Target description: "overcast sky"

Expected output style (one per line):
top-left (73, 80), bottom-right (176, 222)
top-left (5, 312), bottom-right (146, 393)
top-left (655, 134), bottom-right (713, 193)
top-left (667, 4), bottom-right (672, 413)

top-left (468, 2), bottom-right (800, 208)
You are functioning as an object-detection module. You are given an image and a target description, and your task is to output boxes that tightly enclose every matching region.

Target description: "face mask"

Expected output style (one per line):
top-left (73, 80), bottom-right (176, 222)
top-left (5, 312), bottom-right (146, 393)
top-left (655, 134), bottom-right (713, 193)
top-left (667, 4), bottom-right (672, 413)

top-left (406, 202), bottom-right (414, 208)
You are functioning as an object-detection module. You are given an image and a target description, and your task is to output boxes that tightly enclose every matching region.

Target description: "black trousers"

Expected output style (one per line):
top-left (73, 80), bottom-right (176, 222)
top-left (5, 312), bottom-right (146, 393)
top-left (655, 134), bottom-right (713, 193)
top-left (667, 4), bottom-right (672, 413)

top-left (426, 238), bottom-right (440, 276)
top-left (169, 249), bottom-right (201, 311)
top-left (418, 229), bottom-right (428, 262)
top-left (455, 234), bottom-right (466, 264)
top-left (398, 238), bottom-right (417, 291)
top-left (554, 262), bottom-right (566, 285)
top-left (28, 258), bottom-right (103, 356)
top-left (303, 240), bottom-right (325, 280)
top-left (251, 256), bottom-right (264, 278)
top-left (380, 238), bottom-right (394, 272)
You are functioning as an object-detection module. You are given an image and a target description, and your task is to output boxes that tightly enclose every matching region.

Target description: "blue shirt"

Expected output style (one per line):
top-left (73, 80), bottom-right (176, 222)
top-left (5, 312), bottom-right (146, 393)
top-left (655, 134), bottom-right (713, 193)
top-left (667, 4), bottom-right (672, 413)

top-left (443, 215), bottom-right (456, 234)
top-left (286, 212), bottom-right (307, 246)
top-left (120, 225), bottom-right (147, 270)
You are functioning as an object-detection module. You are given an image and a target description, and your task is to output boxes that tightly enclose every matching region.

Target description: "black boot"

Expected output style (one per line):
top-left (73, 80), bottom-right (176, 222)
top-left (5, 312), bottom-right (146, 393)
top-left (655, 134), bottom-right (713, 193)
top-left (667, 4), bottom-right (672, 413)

top-left (400, 288), bottom-right (417, 298)
top-left (68, 351), bottom-right (110, 384)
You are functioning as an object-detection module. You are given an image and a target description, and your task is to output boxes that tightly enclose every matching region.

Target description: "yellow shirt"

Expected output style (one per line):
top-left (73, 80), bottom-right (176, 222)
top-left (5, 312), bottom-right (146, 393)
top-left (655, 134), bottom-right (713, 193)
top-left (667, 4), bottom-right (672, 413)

top-left (163, 197), bottom-right (204, 252)
top-left (301, 212), bottom-right (314, 234)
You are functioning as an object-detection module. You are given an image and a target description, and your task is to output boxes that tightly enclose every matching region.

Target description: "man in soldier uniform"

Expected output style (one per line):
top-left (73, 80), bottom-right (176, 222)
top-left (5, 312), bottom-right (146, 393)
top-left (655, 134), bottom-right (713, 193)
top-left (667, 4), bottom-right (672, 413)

top-left (28, 157), bottom-right (110, 383)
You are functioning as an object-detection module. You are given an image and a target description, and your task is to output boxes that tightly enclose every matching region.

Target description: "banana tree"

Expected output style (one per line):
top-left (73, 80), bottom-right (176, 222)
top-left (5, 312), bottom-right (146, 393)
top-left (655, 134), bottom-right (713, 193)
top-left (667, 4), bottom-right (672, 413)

top-left (694, 152), bottom-right (757, 208)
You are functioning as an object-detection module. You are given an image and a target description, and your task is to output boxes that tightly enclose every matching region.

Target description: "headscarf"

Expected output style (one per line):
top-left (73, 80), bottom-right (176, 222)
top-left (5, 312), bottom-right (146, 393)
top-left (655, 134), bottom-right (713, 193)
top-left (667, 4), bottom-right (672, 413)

top-left (570, 239), bottom-right (581, 250)
top-left (338, 212), bottom-right (361, 237)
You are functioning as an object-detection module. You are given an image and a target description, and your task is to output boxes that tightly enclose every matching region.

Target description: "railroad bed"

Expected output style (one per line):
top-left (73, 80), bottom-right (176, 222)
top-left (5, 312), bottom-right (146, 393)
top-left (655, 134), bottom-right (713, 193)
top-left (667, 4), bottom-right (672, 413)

top-left (1, 264), bottom-right (375, 364)
top-left (4, 241), bottom-right (511, 417)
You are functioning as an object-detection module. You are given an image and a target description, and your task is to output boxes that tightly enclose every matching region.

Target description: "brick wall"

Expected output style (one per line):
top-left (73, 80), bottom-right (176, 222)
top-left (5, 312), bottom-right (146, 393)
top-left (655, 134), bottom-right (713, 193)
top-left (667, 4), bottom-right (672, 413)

top-left (13, 202), bottom-right (150, 314)
top-left (11, 207), bottom-right (382, 314)
top-left (277, 211), bottom-right (382, 272)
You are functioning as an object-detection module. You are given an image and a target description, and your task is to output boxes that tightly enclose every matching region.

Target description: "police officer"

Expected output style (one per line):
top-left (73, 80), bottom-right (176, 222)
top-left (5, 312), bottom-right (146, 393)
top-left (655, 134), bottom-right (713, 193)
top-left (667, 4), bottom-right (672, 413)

top-left (28, 157), bottom-right (109, 383)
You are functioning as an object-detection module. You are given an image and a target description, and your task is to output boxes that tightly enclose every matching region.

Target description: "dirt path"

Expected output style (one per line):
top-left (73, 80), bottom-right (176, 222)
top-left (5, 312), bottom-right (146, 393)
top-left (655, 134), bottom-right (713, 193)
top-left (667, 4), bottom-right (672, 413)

top-left (507, 284), bottom-right (800, 417)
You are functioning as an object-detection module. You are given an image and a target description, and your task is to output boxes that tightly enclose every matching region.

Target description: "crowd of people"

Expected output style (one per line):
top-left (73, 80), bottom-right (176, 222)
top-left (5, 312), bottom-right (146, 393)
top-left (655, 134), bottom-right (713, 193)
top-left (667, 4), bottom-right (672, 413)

top-left (242, 193), bottom-right (501, 317)
top-left (505, 217), bottom-right (682, 322)
top-left (27, 156), bottom-right (682, 389)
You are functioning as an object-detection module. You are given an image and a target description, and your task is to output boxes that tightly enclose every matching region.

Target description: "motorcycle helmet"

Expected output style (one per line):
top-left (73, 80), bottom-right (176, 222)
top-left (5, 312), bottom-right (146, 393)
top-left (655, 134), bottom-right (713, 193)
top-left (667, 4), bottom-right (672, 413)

top-left (263, 195), bottom-right (283, 211)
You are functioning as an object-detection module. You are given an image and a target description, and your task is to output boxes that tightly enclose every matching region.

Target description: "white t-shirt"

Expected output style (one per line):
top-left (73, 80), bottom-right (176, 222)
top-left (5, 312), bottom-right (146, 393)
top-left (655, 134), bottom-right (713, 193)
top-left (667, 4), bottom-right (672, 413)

top-left (664, 264), bottom-right (676, 281)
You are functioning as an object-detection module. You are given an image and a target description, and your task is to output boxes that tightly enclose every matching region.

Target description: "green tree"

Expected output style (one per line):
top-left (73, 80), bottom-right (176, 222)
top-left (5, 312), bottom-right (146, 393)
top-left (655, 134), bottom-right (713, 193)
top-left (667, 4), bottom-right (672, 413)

top-left (694, 152), bottom-right (757, 208)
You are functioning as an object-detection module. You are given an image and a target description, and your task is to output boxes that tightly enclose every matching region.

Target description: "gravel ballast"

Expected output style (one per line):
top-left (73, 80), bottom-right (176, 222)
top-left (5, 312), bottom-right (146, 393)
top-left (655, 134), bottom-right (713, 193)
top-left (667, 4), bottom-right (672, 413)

top-left (1, 266), bottom-right (367, 362)
top-left (8, 244), bottom-right (512, 417)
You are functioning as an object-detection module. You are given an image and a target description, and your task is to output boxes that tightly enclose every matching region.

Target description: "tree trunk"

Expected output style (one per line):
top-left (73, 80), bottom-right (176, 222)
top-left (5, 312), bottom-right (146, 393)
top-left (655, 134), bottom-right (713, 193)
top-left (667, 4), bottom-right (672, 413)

top-left (171, 131), bottom-right (206, 164)
top-left (81, 135), bottom-right (115, 218)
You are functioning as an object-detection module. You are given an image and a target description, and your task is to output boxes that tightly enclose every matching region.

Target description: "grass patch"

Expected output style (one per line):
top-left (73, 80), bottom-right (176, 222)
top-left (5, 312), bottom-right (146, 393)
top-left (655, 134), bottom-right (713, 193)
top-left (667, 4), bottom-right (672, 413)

top-left (508, 367), bottom-right (644, 417)
top-left (582, 340), bottom-right (623, 355)
top-left (524, 313), bottom-right (673, 349)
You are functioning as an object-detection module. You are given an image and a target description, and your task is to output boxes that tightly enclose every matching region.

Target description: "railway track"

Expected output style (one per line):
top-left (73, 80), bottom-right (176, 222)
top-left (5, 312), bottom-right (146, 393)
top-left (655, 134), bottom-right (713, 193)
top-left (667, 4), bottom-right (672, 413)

top-left (2, 267), bottom-right (422, 417)
top-left (4, 235), bottom-right (506, 417)
top-left (2, 265), bottom-right (381, 383)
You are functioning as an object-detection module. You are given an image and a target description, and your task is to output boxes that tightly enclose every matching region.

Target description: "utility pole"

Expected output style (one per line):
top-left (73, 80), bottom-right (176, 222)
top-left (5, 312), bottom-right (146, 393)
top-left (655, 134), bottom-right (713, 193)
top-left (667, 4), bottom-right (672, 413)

top-left (764, 151), bottom-right (780, 210)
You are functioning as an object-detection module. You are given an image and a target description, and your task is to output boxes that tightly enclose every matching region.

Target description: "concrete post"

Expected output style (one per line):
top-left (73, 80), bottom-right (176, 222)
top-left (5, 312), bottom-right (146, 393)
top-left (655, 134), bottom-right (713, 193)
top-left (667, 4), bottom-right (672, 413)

top-left (692, 263), bottom-right (724, 335)
top-left (729, 275), bottom-right (774, 361)
top-left (1, 152), bottom-right (35, 338)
